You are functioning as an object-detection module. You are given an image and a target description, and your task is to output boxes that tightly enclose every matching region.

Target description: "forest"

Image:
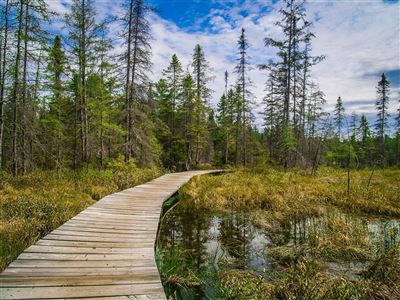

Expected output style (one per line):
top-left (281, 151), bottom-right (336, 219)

top-left (0, 0), bottom-right (398, 173)
top-left (0, 0), bottom-right (399, 299)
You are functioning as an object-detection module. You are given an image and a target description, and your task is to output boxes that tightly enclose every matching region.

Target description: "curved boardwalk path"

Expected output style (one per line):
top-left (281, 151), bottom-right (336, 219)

top-left (0, 170), bottom-right (220, 300)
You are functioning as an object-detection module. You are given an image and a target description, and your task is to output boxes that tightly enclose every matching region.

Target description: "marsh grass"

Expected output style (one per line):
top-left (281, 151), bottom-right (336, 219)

top-left (175, 167), bottom-right (400, 299)
top-left (179, 168), bottom-right (400, 217)
top-left (0, 158), bottom-right (162, 271)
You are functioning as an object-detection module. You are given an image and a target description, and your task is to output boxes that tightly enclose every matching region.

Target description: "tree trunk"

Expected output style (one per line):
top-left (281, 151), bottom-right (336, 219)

top-left (124, 0), bottom-right (133, 162)
top-left (21, 2), bottom-right (29, 174)
top-left (11, 1), bottom-right (25, 176)
top-left (0, 0), bottom-right (10, 172)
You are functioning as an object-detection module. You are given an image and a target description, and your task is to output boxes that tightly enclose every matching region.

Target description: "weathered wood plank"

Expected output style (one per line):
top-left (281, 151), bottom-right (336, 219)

top-left (0, 170), bottom-right (220, 299)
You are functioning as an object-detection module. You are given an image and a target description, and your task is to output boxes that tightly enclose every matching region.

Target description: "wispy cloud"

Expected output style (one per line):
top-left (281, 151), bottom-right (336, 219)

top-left (46, 0), bottom-right (400, 124)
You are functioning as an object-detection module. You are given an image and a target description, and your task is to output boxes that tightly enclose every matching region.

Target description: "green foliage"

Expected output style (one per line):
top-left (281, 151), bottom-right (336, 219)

top-left (326, 141), bottom-right (357, 167)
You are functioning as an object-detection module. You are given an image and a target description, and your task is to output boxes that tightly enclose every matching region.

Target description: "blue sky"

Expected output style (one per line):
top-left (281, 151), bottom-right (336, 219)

top-left (47, 0), bottom-right (400, 125)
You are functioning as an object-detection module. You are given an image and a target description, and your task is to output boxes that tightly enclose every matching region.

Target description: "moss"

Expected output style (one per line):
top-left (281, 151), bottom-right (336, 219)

top-left (219, 270), bottom-right (274, 299)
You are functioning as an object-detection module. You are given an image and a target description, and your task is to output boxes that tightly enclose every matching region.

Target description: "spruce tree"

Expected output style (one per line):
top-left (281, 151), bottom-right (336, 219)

top-left (10, 0), bottom-right (25, 175)
top-left (65, 0), bottom-right (102, 165)
top-left (334, 96), bottom-right (345, 140)
top-left (191, 44), bottom-right (211, 165)
top-left (350, 112), bottom-right (358, 139)
top-left (358, 114), bottom-right (373, 165)
top-left (0, 0), bottom-right (10, 172)
top-left (122, 0), bottom-right (153, 162)
top-left (45, 35), bottom-right (66, 166)
top-left (181, 74), bottom-right (196, 170)
top-left (234, 28), bottom-right (252, 166)
top-left (162, 54), bottom-right (184, 166)
top-left (375, 73), bottom-right (390, 160)
top-left (217, 93), bottom-right (229, 164)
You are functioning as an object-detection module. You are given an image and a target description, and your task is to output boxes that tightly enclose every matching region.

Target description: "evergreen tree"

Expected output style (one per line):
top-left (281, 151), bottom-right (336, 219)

top-left (234, 28), bottom-right (252, 165)
top-left (10, 0), bottom-right (25, 175)
top-left (162, 54), bottom-right (184, 166)
top-left (375, 73), bottom-right (390, 160)
top-left (154, 78), bottom-right (175, 168)
top-left (122, 0), bottom-right (153, 162)
top-left (191, 44), bottom-right (212, 165)
top-left (358, 114), bottom-right (373, 166)
top-left (181, 74), bottom-right (197, 170)
top-left (65, 0), bottom-right (103, 166)
top-left (350, 112), bottom-right (358, 139)
top-left (0, 0), bottom-right (10, 172)
top-left (334, 96), bottom-right (345, 140)
top-left (44, 35), bottom-right (67, 167)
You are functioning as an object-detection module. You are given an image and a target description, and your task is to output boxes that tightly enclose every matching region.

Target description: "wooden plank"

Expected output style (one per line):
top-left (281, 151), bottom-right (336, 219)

top-left (1, 274), bottom-right (161, 287)
top-left (2, 283), bottom-right (165, 299)
top-left (25, 245), bottom-right (154, 254)
top-left (16, 253), bottom-right (154, 261)
top-left (36, 240), bottom-right (156, 248)
top-left (1, 266), bottom-right (159, 276)
top-left (0, 170), bottom-right (221, 299)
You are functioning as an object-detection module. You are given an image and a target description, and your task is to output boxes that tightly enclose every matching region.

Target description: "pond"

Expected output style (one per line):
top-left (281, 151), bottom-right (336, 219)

top-left (156, 196), bottom-right (400, 299)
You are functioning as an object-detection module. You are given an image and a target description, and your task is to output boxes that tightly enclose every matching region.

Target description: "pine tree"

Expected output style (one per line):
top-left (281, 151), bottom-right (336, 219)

top-left (299, 32), bottom-right (325, 136)
top-left (65, 0), bottom-right (103, 165)
top-left (192, 44), bottom-right (212, 165)
top-left (334, 96), bottom-right (345, 140)
top-left (154, 79), bottom-right (175, 168)
top-left (375, 73), bottom-right (390, 160)
top-left (162, 54), bottom-right (183, 166)
top-left (45, 35), bottom-right (66, 166)
top-left (261, 0), bottom-right (323, 167)
top-left (395, 96), bottom-right (400, 165)
top-left (359, 115), bottom-right (371, 145)
top-left (122, 0), bottom-right (153, 162)
top-left (358, 114), bottom-right (373, 166)
top-left (234, 28), bottom-right (252, 166)
top-left (10, 0), bottom-right (25, 176)
top-left (350, 112), bottom-right (358, 139)
top-left (0, 0), bottom-right (10, 172)
top-left (262, 77), bottom-right (283, 160)
top-left (263, 0), bottom-right (309, 128)
top-left (181, 74), bottom-right (197, 170)
top-left (217, 93), bottom-right (230, 164)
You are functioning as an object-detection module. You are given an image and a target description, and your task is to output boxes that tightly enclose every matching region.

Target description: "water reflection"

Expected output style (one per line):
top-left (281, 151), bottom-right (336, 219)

top-left (157, 201), bottom-right (400, 299)
top-left (157, 205), bottom-right (269, 299)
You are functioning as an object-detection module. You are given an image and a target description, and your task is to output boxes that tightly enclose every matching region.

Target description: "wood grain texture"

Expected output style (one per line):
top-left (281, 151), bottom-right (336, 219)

top-left (0, 170), bottom-right (220, 300)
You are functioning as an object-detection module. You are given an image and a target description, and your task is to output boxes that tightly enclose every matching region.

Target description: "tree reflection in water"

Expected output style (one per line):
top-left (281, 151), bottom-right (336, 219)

top-left (157, 200), bottom-right (269, 299)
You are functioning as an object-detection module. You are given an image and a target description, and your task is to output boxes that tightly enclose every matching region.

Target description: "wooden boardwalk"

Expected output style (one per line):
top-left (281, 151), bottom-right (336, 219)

top-left (0, 170), bottom-right (219, 300)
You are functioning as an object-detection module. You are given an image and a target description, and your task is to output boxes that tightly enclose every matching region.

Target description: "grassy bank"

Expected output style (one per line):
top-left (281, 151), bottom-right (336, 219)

top-left (180, 167), bottom-right (400, 217)
top-left (173, 167), bottom-right (400, 299)
top-left (0, 158), bottom-right (162, 271)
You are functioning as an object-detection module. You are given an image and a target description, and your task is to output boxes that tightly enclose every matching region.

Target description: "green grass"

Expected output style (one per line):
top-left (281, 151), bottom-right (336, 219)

top-left (0, 157), bottom-right (162, 271)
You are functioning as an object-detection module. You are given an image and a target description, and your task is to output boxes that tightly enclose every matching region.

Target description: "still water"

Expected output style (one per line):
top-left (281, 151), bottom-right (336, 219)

top-left (156, 198), bottom-right (400, 299)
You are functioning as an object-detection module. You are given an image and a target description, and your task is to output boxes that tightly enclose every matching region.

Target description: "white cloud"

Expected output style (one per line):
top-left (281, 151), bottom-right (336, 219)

top-left (45, 0), bottom-right (400, 125)
top-left (150, 0), bottom-right (399, 124)
top-left (307, 0), bottom-right (400, 115)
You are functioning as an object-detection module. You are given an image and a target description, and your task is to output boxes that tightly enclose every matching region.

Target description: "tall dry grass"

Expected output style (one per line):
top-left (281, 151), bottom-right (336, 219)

top-left (178, 167), bottom-right (400, 299)
top-left (0, 157), bottom-right (162, 271)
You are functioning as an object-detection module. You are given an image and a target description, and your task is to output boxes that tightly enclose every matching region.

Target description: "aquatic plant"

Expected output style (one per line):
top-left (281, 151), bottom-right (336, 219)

top-left (165, 167), bottom-right (400, 299)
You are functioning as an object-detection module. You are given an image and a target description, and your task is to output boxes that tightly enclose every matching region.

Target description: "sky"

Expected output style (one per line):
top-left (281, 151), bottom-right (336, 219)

top-left (47, 0), bottom-right (400, 126)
